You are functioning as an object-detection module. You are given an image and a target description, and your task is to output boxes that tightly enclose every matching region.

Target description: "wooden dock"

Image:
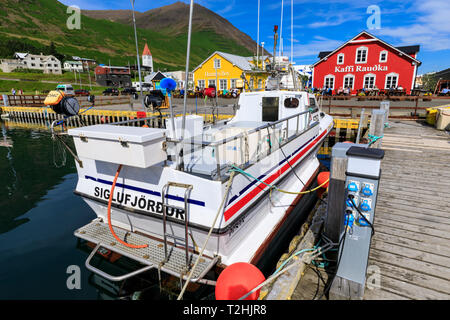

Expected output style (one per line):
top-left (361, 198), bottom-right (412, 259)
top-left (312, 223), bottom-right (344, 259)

top-left (292, 120), bottom-right (450, 300)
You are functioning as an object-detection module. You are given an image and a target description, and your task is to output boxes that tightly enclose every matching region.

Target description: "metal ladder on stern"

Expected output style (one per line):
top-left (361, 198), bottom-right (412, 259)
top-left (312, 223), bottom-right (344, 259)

top-left (161, 182), bottom-right (193, 271)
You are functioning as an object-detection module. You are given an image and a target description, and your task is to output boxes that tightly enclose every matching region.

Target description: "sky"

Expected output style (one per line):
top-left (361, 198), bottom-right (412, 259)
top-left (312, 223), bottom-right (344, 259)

top-left (59, 0), bottom-right (450, 75)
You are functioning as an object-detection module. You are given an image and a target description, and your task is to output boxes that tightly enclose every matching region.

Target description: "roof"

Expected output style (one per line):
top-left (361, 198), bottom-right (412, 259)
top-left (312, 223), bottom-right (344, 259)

top-left (193, 51), bottom-right (256, 73)
top-left (245, 55), bottom-right (270, 63)
top-left (97, 65), bottom-right (130, 70)
top-left (314, 31), bottom-right (421, 66)
top-left (14, 52), bottom-right (28, 59)
top-left (318, 45), bottom-right (421, 59)
top-left (434, 68), bottom-right (450, 80)
top-left (143, 43), bottom-right (152, 56)
top-left (73, 56), bottom-right (96, 62)
top-left (64, 61), bottom-right (82, 65)
top-left (144, 71), bottom-right (167, 82)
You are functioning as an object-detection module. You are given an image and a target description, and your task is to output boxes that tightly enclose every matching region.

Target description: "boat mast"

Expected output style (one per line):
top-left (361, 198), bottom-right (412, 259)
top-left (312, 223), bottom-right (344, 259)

top-left (130, 0), bottom-right (145, 111)
top-left (179, 0), bottom-right (195, 170)
top-left (279, 0), bottom-right (284, 57)
top-left (290, 0), bottom-right (293, 64)
top-left (290, 0), bottom-right (298, 91)
top-left (257, 0), bottom-right (260, 69)
top-left (272, 26), bottom-right (280, 90)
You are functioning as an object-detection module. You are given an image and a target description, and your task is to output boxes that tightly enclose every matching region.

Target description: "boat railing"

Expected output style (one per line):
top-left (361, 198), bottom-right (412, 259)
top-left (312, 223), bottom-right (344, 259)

top-left (168, 109), bottom-right (318, 180)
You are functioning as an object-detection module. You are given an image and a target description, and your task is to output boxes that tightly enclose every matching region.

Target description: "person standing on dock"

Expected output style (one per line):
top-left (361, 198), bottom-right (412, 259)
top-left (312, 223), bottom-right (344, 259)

top-left (11, 88), bottom-right (16, 96)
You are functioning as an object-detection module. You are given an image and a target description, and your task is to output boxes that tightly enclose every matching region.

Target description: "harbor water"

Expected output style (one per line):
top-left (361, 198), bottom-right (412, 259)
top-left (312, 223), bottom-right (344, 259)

top-left (0, 121), bottom-right (101, 299)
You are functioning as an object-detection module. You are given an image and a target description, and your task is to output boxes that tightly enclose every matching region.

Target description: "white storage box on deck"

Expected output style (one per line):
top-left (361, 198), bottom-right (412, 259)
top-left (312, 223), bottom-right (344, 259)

top-left (68, 125), bottom-right (167, 168)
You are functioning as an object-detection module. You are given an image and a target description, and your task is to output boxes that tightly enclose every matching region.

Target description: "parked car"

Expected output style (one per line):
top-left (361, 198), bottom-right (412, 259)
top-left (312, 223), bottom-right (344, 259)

top-left (75, 89), bottom-right (90, 96)
top-left (121, 87), bottom-right (137, 95)
top-left (56, 84), bottom-right (75, 96)
top-left (102, 88), bottom-right (119, 96)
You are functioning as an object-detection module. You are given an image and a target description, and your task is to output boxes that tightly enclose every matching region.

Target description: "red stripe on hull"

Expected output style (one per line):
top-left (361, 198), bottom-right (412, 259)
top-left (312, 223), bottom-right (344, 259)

top-left (224, 129), bottom-right (328, 222)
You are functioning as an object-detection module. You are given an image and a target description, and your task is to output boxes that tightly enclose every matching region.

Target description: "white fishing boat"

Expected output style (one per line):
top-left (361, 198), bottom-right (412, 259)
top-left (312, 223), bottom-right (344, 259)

top-left (63, 89), bottom-right (333, 285)
top-left (46, 0), bottom-right (334, 292)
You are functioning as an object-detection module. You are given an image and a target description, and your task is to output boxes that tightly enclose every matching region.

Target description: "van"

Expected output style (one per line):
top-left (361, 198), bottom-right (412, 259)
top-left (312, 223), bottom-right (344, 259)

top-left (56, 84), bottom-right (75, 96)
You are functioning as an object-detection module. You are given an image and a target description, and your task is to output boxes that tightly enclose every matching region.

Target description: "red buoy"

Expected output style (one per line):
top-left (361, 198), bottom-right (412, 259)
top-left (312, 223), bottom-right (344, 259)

top-left (317, 171), bottom-right (330, 189)
top-left (215, 263), bottom-right (265, 300)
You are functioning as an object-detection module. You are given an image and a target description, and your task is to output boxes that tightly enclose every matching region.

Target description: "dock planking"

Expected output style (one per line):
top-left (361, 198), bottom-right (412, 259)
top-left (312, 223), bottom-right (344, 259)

top-left (363, 120), bottom-right (450, 300)
top-left (293, 120), bottom-right (450, 300)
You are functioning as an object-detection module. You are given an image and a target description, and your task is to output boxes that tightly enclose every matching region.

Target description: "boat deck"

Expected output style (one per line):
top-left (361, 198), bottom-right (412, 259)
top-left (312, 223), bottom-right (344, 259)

top-left (292, 120), bottom-right (450, 300)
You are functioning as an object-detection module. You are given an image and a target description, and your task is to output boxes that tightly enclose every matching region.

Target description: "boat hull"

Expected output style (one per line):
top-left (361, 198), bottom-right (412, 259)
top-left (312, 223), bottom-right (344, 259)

top-left (75, 124), bottom-right (330, 267)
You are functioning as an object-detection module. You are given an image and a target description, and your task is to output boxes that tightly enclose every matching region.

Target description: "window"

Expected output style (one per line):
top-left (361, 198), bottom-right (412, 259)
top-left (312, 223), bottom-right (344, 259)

top-left (262, 97), bottom-right (279, 122)
top-left (198, 80), bottom-right (205, 89)
top-left (219, 79), bottom-right (227, 90)
top-left (356, 47), bottom-right (368, 63)
top-left (379, 50), bottom-right (388, 63)
top-left (208, 79), bottom-right (216, 88)
top-left (249, 78), bottom-right (254, 89)
top-left (309, 97), bottom-right (319, 113)
top-left (364, 74), bottom-right (376, 89)
top-left (343, 74), bottom-right (355, 90)
top-left (31, 63), bottom-right (35, 67)
top-left (337, 53), bottom-right (344, 65)
top-left (284, 97), bottom-right (299, 108)
top-left (324, 75), bottom-right (335, 89)
top-left (258, 79), bottom-right (263, 89)
top-left (40, 64), bottom-right (43, 67)
top-left (54, 64), bottom-right (58, 67)
top-left (230, 79), bottom-right (238, 88)
top-left (385, 73), bottom-right (399, 89)
top-left (214, 58), bottom-right (221, 69)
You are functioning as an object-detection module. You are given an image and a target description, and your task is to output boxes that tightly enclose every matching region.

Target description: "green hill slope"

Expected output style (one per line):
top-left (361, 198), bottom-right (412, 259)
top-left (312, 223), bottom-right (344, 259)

top-left (0, 0), bottom-right (253, 70)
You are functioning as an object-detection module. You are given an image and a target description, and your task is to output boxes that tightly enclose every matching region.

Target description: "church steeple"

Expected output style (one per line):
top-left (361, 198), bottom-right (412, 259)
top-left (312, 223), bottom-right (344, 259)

top-left (142, 42), bottom-right (153, 72)
top-left (143, 43), bottom-right (152, 57)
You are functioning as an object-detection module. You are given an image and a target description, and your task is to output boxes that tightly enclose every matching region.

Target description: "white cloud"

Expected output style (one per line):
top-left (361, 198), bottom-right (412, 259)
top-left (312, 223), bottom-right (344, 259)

top-left (292, 37), bottom-right (343, 58)
top-left (307, 11), bottom-right (362, 28)
top-left (374, 0), bottom-right (450, 51)
top-left (217, 0), bottom-right (235, 15)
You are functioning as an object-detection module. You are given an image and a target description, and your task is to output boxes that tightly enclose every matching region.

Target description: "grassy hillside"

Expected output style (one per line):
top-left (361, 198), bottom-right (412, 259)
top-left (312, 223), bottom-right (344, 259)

top-left (0, 0), bottom-right (253, 70)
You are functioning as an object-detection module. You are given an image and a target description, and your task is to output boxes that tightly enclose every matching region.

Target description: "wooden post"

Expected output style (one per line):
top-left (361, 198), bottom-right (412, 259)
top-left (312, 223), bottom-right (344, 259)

top-left (414, 96), bottom-right (419, 117)
top-left (356, 108), bottom-right (365, 144)
top-left (369, 109), bottom-right (385, 148)
top-left (323, 144), bottom-right (348, 244)
top-left (328, 96), bottom-right (331, 114)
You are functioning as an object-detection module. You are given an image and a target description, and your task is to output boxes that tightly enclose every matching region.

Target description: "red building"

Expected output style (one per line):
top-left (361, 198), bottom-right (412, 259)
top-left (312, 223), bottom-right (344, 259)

top-left (312, 31), bottom-right (421, 95)
top-left (94, 65), bottom-right (131, 88)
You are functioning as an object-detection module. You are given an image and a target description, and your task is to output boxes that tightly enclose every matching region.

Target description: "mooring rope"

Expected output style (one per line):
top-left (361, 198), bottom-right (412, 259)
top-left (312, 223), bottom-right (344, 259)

top-left (177, 170), bottom-right (236, 300)
top-left (229, 164), bottom-right (329, 195)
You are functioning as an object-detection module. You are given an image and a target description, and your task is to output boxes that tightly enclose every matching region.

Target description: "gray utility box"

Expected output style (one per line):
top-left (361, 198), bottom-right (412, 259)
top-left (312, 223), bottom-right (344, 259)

top-left (68, 125), bottom-right (167, 168)
top-left (329, 144), bottom-right (384, 300)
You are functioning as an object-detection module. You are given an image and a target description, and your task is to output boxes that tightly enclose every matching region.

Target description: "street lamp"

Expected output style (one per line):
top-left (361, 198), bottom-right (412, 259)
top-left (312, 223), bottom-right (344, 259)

top-left (130, 0), bottom-right (145, 111)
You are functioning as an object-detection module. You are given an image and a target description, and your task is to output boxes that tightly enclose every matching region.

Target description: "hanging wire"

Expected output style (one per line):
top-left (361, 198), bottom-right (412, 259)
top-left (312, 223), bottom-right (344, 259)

top-left (52, 134), bottom-right (67, 168)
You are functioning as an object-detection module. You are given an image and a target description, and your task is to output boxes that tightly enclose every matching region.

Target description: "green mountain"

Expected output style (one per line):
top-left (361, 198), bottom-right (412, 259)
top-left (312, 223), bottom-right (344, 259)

top-left (0, 0), bottom-right (256, 71)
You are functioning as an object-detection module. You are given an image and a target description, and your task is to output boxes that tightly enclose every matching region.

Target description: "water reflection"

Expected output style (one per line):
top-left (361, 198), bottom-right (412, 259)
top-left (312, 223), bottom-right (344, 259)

top-left (0, 122), bottom-right (75, 234)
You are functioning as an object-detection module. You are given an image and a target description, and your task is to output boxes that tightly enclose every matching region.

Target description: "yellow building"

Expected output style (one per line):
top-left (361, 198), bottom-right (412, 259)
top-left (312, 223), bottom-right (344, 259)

top-left (193, 51), bottom-right (271, 92)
